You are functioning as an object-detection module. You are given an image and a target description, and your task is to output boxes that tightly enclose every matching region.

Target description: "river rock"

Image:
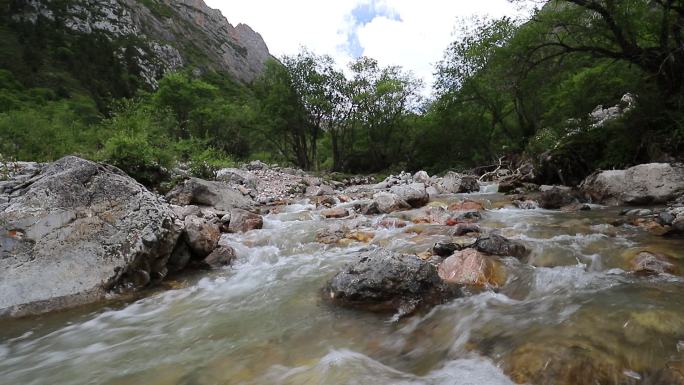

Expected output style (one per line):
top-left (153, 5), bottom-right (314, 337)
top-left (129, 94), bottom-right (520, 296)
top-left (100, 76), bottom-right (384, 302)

top-left (540, 187), bottom-right (577, 209)
top-left (227, 208), bottom-right (263, 233)
top-left (390, 182), bottom-right (429, 208)
top-left (165, 177), bottom-right (255, 211)
top-left (658, 211), bottom-right (676, 226)
top-left (183, 215), bottom-right (220, 258)
top-left (474, 233), bottom-right (528, 259)
top-left (454, 223), bottom-right (481, 236)
top-left (245, 160), bottom-right (268, 171)
top-left (438, 249), bottom-right (506, 287)
top-left (448, 200), bottom-right (484, 212)
top-left (326, 249), bottom-right (457, 313)
top-left (437, 172), bottom-right (480, 193)
top-left (413, 170), bottom-right (431, 184)
top-left (171, 204), bottom-right (201, 220)
top-left (432, 242), bottom-right (462, 257)
top-left (629, 251), bottom-right (677, 275)
top-left (215, 168), bottom-right (258, 189)
top-left (202, 245), bottom-right (236, 269)
top-left (671, 215), bottom-right (684, 233)
top-left (371, 192), bottom-right (411, 213)
top-left (581, 163), bottom-right (684, 205)
top-left (306, 184), bottom-right (334, 197)
top-left (321, 207), bottom-right (349, 219)
top-left (0, 156), bottom-right (181, 318)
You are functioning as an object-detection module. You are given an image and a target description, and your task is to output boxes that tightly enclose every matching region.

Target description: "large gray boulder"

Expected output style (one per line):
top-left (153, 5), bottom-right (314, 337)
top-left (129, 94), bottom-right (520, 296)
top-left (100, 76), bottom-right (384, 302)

top-left (166, 177), bottom-right (255, 211)
top-left (437, 172), bottom-right (480, 194)
top-left (580, 163), bottom-right (684, 205)
top-left (326, 249), bottom-right (459, 314)
top-left (0, 156), bottom-right (181, 318)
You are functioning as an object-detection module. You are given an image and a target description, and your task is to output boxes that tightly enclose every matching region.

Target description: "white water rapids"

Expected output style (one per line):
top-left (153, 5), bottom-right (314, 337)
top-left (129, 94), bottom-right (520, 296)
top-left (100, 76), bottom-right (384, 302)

top-left (1, 193), bottom-right (683, 385)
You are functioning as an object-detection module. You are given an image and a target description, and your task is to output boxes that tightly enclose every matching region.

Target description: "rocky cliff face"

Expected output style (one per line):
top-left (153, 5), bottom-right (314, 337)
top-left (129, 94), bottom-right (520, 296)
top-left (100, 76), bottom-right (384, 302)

top-left (11, 0), bottom-right (272, 85)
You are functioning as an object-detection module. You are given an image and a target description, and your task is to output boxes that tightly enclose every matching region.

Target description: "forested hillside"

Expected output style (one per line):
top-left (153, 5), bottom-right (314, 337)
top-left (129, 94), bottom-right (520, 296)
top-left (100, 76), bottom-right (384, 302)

top-left (1, 0), bottom-right (683, 187)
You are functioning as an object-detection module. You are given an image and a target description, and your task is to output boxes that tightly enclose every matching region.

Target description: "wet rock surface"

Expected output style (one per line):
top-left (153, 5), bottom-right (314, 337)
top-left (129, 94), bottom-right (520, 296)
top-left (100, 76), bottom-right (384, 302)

top-left (326, 249), bottom-right (458, 313)
top-left (166, 177), bottom-right (255, 211)
top-left (539, 186), bottom-right (578, 209)
top-left (226, 208), bottom-right (263, 233)
top-left (437, 249), bottom-right (506, 287)
top-left (581, 163), bottom-right (684, 205)
top-left (629, 251), bottom-right (678, 275)
top-left (0, 156), bottom-right (181, 317)
top-left (474, 233), bottom-right (529, 259)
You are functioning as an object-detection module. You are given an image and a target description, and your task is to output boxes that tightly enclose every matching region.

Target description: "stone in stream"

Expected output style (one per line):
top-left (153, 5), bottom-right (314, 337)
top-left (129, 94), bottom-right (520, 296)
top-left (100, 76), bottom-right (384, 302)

top-left (306, 184), bottom-right (334, 197)
top-left (658, 211), bottom-right (676, 226)
top-left (438, 249), bottom-right (507, 287)
top-left (321, 207), bottom-right (349, 219)
top-left (413, 170), bottom-right (431, 184)
top-left (672, 215), bottom-right (684, 234)
top-left (165, 177), bottom-right (255, 211)
top-left (539, 186), bottom-right (577, 209)
top-left (0, 156), bottom-right (181, 318)
top-left (437, 171), bottom-right (480, 193)
top-left (432, 242), bottom-right (462, 257)
top-left (202, 245), bottom-right (236, 269)
top-left (580, 163), bottom-right (684, 205)
top-left (183, 215), bottom-right (220, 258)
top-left (629, 251), bottom-right (678, 275)
top-left (371, 192), bottom-right (412, 214)
top-left (325, 249), bottom-right (459, 315)
top-left (390, 182), bottom-right (429, 208)
top-left (474, 233), bottom-right (529, 259)
top-left (227, 208), bottom-right (263, 233)
top-left (453, 223), bottom-right (481, 236)
top-left (448, 200), bottom-right (484, 212)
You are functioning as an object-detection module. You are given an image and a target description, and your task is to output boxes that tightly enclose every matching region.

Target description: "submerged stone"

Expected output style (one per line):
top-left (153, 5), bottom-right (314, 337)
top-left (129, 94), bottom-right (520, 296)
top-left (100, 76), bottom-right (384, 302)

top-left (438, 249), bottom-right (507, 288)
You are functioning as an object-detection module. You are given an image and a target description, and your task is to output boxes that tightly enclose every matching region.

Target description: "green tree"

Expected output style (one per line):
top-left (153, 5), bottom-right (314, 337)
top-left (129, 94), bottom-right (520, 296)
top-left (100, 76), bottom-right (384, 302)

top-left (253, 60), bottom-right (312, 169)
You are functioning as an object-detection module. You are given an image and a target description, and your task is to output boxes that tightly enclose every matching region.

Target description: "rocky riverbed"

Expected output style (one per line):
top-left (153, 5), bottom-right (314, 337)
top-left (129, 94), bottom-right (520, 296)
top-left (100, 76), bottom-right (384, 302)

top-left (1, 158), bottom-right (684, 385)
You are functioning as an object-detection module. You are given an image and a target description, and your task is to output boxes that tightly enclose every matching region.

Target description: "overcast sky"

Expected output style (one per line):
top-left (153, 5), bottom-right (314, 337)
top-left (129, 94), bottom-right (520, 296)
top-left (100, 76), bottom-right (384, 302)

top-left (205, 0), bottom-right (529, 92)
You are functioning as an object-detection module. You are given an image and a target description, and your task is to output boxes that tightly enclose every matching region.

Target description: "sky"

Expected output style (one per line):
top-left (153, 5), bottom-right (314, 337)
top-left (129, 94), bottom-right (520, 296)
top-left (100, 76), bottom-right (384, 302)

top-left (204, 0), bottom-right (529, 93)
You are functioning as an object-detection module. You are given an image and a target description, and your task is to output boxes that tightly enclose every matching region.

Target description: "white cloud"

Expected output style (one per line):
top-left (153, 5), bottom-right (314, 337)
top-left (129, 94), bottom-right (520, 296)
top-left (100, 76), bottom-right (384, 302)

top-left (204, 0), bottom-right (528, 92)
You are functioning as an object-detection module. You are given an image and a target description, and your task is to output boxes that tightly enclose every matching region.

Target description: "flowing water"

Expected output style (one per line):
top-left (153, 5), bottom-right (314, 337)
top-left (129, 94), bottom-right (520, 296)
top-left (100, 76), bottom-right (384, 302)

top-left (1, 193), bottom-right (684, 385)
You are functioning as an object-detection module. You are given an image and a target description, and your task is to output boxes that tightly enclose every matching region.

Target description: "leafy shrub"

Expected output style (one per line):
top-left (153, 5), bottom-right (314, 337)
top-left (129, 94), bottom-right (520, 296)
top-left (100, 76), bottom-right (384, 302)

top-left (173, 138), bottom-right (235, 179)
top-left (97, 100), bottom-right (176, 186)
top-left (189, 147), bottom-right (235, 179)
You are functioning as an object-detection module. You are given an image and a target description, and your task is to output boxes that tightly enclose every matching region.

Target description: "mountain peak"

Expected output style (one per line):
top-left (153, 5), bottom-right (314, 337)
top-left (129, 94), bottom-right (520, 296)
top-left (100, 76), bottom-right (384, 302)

top-left (11, 0), bottom-right (273, 85)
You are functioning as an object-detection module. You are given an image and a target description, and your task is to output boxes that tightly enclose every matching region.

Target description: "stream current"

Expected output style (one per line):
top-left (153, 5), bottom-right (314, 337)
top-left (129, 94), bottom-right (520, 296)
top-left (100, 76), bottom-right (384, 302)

top-left (1, 191), bottom-right (683, 385)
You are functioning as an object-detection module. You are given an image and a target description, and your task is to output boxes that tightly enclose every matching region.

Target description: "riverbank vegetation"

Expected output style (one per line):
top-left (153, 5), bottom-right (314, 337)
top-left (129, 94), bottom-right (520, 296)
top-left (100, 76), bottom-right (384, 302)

top-left (1, 0), bottom-right (683, 185)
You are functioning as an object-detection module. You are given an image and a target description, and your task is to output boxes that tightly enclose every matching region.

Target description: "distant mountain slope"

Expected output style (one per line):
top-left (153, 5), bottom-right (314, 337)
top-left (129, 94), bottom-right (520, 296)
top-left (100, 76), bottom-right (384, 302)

top-left (1, 0), bottom-right (272, 110)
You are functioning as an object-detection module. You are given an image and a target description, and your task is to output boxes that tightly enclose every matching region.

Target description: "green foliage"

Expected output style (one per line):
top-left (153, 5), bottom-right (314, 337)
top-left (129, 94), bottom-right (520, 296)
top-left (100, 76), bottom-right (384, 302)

top-left (189, 147), bottom-right (236, 179)
top-left (97, 100), bottom-right (176, 186)
top-left (3, 0), bottom-right (684, 183)
top-left (0, 99), bottom-right (101, 161)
